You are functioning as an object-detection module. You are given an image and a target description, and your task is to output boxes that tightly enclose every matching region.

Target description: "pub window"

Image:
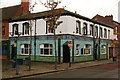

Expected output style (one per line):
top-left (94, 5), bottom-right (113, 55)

top-left (2, 26), bottom-right (5, 35)
top-left (104, 28), bottom-right (107, 38)
top-left (46, 21), bottom-right (54, 33)
top-left (76, 21), bottom-right (81, 34)
top-left (84, 44), bottom-right (91, 55)
top-left (23, 22), bottom-right (29, 35)
top-left (21, 44), bottom-right (30, 55)
top-left (83, 23), bottom-right (87, 35)
top-left (100, 27), bottom-right (103, 38)
top-left (13, 24), bottom-right (18, 35)
top-left (101, 45), bottom-right (106, 54)
top-left (108, 30), bottom-right (110, 39)
top-left (76, 44), bottom-right (80, 56)
top-left (95, 26), bottom-right (98, 37)
top-left (90, 24), bottom-right (93, 36)
top-left (40, 44), bottom-right (53, 56)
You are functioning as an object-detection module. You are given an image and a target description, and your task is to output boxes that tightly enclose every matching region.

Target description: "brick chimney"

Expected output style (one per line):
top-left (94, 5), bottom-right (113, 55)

top-left (105, 15), bottom-right (113, 21)
top-left (21, 0), bottom-right (29, 14)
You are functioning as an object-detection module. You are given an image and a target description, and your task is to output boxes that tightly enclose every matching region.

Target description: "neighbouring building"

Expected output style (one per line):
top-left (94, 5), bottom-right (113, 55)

top-left (9, 9), bottom-right (114, 63)
top-left (1, 0), bottom-right (30, 59)
top-left (92, 14), bottom-right (120, 59)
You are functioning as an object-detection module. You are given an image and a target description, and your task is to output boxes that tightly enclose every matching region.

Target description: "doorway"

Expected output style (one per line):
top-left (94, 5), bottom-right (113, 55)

top-left (11, 45), bottom-right (17, 59)
top-left (94, 44), bottom-right (98, 60)
top-left (63, 45), bottom-right (70, 63)
top-left (109, 47), bottom-right (113, 59)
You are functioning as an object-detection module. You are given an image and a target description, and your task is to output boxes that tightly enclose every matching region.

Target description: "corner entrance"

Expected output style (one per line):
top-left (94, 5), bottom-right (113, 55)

top-left (63, 44), bottom-right (70, 63)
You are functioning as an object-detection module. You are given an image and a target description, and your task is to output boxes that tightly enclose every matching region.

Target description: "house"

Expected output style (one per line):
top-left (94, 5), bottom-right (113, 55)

top-left (92, 14), bottom-right (120, 59)
top-left (9, 9), bottom-right (114, 63)
top-left (1, 0), bottom-right (30, 59)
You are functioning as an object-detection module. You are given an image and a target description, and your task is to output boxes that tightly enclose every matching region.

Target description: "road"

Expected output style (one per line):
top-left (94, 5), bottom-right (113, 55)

top-left (16, 62), bottom-right (119, 80)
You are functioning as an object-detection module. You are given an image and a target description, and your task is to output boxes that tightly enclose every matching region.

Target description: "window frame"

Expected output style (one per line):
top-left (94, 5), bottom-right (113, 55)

top-left (12, 24), bottom-right (19, 35)
top-left (84, 44), bottom-right (91, 55)
top-left (90, 24), bottom-right (93, 36)
top-left (23, 22), bottom-right (29, 35)
top-left (20, 44), bottom-right (30, 55)
top-left (76, 44), bottom-right (80, 56)
top-left (83, 22), bottom-right (88, 35)
top-left (76, 20), bottom-right (81, 34)
top-left (40, 44), bottom-right (53, 56)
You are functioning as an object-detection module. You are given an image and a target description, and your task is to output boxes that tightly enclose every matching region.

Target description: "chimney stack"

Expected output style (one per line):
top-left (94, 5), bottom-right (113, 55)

top-left (105, 15), bottom-right (113, 21)
top-left (21, 0), bottom-right (29, 14)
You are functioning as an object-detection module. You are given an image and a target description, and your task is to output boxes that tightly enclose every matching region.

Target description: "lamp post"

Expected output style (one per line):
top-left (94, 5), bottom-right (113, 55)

top-left (40, 0), bottom-right (62, 69)
top-left (9, 32), bottom-right (22, 75)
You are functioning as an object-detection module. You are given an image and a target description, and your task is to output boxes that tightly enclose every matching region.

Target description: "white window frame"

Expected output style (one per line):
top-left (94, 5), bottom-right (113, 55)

top-left (84, 44), bottom-right (91, 55)
top-left (76, 44), bottom-right (80, 56)
top-left (13, 24), bottom-right (18, 35)
top-left (23, 22), bottom-right (29, 35)
top-left (20, 44), bottom-right (30, 55)
top-left (76, 21), bottom-right (81, 34)
top-left (101, 45), bottom-right (106, 54)
top-left (40, 44), bottom-right (53, 56)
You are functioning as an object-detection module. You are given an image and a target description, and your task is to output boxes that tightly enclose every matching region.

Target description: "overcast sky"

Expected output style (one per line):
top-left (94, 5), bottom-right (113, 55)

top-left (0, 0), bottom-right (119, 21)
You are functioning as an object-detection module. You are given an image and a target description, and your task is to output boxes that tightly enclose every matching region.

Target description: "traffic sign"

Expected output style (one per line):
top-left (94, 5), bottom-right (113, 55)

top-left (68, 43), bottom-right (73, 47)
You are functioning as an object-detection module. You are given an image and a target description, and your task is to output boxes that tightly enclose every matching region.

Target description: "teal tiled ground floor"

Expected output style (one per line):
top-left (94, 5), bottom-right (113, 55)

top-left (10, 34), bottom-right (113, 63)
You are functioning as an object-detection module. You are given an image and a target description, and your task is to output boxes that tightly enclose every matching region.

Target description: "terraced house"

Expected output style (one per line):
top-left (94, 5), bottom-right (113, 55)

top-left (9, 9), bottom-right (114, 63)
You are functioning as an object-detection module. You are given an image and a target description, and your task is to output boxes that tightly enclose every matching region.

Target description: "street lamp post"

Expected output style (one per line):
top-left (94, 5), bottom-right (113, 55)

top-left (9, 32), bottom-right (22, 75)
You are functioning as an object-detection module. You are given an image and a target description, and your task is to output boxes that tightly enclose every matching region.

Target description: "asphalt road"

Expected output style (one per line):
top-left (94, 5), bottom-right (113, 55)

top-left (16, 62), bottom-right (119, 80)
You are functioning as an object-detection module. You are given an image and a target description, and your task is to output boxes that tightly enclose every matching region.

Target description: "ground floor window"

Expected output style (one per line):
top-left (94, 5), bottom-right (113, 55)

top-left (40, 44), bottom-right (53, 56)
top-left (101, 45), bottom-right (106, 54)
top-left (84, 44), bottom-right (91, 55)
top-left (76, 44), bottom-right (80, 56)
top-left (21, 44), bottom-right (30, 55)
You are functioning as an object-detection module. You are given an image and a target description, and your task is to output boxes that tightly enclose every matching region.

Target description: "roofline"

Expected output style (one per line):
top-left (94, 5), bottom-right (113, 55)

top-left (9, 9), bottom-right (114, 29)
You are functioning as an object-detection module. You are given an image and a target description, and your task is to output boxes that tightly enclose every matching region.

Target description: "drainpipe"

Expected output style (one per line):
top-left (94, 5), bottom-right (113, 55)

top-left (34, 19), bottom-right (37, 61)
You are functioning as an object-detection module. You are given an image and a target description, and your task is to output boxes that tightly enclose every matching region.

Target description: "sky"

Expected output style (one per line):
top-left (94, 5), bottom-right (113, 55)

top-left (0, 0), bottom-right (119, 21)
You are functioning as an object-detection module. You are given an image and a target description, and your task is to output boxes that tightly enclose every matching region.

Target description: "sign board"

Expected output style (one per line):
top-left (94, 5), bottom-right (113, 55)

top-left (111, 35), bottom-right (118, 40)
top-left (114, 40), bottom-right (119, 44)
top-left (68, 43), bottom-right (73, 47)
top-left (84, 49), bottom-right (90, 54)
top-left (14, 43), bottom-right (17, 47)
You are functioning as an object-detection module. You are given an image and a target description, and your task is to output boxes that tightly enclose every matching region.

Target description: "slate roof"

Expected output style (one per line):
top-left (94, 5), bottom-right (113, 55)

top-left (1, 5), bottom-right (21, 21)
top-left (10, 8), bottom-right (114, 29)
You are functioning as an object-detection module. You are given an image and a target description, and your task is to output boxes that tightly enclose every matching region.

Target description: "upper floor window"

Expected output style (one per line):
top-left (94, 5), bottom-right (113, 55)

top-left (12, 24), bottom-right (18, 35)
top-left (40, 44), bottom-right (53, 56)
top-left (2, 26), bottom-right (5, 35)
top-left (83, 23), bottom-right (87, 35)
top-left (23, 22), bottom-right (29, 35)
top-left (99, 27), bottom-right (103, 38)
top-left (108, 30), bottom-right (110, 39)
top-left (90, 24), bottom-right (93, 36)
top-left (21, 44), bottom-right (30, 55)
top-left (95, 26), bottom-right (98, 37)
top-left (76, 21), bottom-right (81, 34)
top-left (104, 28), bottom-right (107, 38)
top-left (46, 21), bottom-right (54, 34)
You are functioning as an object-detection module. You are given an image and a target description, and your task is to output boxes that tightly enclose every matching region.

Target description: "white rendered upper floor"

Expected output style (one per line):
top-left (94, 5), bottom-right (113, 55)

top-left (9, 9), bottom-right (114, 40)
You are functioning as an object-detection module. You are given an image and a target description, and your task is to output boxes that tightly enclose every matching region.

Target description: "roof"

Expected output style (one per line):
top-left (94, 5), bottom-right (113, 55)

top-left (1, 5), bottom-right (21, 21)
top-left (10, 8), bottom-right (114, 29)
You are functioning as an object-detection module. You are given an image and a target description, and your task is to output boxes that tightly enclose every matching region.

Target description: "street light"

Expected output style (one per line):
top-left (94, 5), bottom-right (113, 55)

top-left (9, 32), bottom-right (22, 75)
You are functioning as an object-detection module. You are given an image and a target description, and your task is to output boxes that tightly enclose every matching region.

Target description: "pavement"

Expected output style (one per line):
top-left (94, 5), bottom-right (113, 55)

top-left (2, 59), bottom-right (116, 80)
